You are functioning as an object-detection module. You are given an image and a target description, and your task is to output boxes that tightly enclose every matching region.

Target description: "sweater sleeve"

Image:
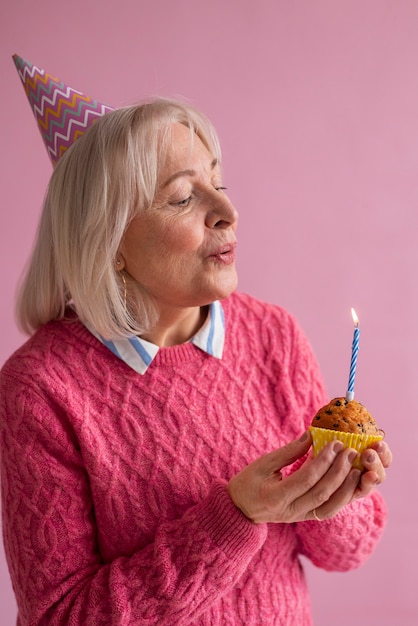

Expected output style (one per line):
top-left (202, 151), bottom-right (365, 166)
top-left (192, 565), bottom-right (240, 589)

top-left (0, 371), bottom-right (267, 626)
top-left (295, 492), bottom-right (386, 571)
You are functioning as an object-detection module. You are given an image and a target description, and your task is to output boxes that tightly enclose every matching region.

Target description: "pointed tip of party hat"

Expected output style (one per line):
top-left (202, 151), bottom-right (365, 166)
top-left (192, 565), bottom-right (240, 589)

top-left (12, 54), bottom-right (114, 166)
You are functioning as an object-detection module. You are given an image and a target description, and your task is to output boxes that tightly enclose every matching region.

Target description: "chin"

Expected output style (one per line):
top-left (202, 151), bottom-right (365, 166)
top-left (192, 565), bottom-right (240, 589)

top-left (213, 276), bottom-right (238, 301)
top-left (194, 268), bottom-right (238, 305)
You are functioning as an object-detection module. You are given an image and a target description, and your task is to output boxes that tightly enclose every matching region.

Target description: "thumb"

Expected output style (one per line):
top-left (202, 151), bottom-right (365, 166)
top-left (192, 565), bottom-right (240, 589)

top-left (262, 430), bottom-right (312, 474)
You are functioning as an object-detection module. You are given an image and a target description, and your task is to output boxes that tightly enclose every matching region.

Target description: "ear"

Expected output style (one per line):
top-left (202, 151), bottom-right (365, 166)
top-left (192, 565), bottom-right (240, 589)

top-left (115, 256), bottom-right (126, 271)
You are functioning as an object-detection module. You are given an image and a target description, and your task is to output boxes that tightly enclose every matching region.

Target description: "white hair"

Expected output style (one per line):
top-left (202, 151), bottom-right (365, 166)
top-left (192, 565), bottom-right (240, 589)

top-left (16, 98), bottom-right (222, 338)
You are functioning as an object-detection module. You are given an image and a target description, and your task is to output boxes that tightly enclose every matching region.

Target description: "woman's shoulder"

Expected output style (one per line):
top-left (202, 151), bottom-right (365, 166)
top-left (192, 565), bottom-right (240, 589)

top-left (0, 315), bottom-right (100, 384)
top-left (221, 291), bottom-right (313, 360)
top-left (222, 291), bottom-right (298, 328)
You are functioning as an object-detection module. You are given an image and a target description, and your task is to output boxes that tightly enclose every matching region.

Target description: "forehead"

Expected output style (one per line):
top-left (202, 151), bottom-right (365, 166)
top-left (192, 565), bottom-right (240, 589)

top-left (159, 123), bottom-right (216, 179)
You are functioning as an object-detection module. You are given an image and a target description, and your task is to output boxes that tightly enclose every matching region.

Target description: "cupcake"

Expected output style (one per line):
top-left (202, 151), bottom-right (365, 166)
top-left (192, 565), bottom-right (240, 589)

top-left (309, 397), bottom-right (383, 470)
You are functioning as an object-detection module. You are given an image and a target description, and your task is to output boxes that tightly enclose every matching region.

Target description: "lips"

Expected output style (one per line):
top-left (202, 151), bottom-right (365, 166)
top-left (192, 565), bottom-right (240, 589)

top-left (208, 242), bottom-right (237, 264)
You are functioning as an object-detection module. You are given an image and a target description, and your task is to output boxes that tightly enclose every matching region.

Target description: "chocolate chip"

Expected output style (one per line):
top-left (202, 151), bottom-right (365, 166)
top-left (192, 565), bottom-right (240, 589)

top-left (326, 410), bottom-right (333, 415)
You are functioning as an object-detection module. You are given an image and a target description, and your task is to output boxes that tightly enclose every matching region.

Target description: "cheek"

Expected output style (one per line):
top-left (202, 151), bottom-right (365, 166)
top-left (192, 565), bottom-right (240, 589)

top-left (122, 215), bottom-right (204, 275)
top-left (136, 237), bottom-right (200, 284)
top-left (156, 221), bottom-right (204, 260)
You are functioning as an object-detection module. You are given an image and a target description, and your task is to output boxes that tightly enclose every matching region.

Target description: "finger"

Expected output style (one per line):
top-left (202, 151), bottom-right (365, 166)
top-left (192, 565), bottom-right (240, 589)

top-left (311, 467), bottom-right (361, 520)
top-left (300, 448), bottom-right (358, 514)
top-left (371, 440), bottom-right (392, 468)
top-left (353, 470), bottom-right (380, 499)
top-left (283, 439), bottom-right (346, 505)
top-left (360, 449), bottom-right (386, 483)
top-left (259, 430), bottom-right (313, 475)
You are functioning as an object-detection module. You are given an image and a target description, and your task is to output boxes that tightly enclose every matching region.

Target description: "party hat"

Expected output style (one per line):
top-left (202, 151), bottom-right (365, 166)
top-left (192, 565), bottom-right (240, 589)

top-left (13, 54), bottom-right (114, 166)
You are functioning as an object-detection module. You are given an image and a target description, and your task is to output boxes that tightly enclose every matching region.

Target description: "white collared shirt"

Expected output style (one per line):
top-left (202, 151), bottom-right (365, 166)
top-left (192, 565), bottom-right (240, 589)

top-left (85, 301), bottom-right (225, 375)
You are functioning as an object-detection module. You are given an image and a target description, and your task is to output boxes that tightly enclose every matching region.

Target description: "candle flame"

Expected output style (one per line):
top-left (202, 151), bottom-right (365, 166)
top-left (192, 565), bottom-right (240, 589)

top-left (351, 307), bottom-right (359, 327)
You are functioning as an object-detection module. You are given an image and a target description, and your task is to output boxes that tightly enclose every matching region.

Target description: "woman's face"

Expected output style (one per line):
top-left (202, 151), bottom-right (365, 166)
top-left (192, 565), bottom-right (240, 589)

top-left (119, 123), bottom-right (238, 314)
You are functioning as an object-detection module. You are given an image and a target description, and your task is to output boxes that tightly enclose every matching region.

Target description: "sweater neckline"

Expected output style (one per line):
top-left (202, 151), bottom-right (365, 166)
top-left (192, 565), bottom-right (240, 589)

top-left (49, 314), bottom-right (214, 372)
top-left (83, 300), bottom-right (225, 375)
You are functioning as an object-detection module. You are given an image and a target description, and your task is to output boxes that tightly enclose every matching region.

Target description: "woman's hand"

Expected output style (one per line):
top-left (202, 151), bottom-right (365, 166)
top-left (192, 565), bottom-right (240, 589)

top-left (227, 431), bottom-right (391, 524)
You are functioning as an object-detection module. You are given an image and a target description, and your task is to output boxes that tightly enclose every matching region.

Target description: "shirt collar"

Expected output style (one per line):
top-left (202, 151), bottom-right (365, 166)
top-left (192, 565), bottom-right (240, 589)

top-left (84, 300), bottom-right (225, 375)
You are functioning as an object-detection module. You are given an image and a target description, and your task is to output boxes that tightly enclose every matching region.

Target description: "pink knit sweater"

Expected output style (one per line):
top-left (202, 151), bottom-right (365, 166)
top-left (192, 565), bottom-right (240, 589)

top-left (0, 292), bottom-right (386, 625)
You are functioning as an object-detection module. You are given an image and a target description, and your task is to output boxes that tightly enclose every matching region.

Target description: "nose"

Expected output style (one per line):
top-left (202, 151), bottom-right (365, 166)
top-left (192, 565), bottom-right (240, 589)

top-left (205, 189), bottom-right (239, 230)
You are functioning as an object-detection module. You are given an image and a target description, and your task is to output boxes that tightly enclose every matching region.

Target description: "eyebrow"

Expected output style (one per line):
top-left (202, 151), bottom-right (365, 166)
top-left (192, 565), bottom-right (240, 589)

top-left (162, 158), bottom-right (218, 188)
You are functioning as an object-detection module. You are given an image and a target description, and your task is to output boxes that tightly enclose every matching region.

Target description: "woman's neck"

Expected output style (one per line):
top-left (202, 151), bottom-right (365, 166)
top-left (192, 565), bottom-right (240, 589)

top-left (140, 305), bottom-right (209, 347)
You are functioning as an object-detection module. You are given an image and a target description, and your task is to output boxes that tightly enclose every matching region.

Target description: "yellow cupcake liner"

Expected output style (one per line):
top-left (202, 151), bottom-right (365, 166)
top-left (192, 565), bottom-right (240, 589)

top-left (309, 426), bottom-right (383, 470)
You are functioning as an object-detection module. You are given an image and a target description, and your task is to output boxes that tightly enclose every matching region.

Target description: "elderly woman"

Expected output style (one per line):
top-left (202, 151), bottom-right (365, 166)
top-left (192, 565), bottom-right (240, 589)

top-left (0, 99), bottom-right (391, 625)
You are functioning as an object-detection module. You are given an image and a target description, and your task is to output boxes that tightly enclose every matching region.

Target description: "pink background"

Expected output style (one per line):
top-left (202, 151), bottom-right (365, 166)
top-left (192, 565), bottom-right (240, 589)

top-left (1, 1), bottom-right (417, 624)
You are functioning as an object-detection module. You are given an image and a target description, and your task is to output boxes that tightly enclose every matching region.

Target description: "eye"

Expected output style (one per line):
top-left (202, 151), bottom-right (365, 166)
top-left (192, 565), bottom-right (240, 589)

top-left (170, 195), bottom-right (193, 209)
top-left (215, 186), bottom-right (228, 192)
top-left (173, 195), bottom-right (192, 208)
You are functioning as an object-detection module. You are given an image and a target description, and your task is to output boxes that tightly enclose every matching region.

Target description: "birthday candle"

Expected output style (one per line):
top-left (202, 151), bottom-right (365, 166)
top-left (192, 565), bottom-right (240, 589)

top-left (345, 308), bottom-right (360, 402)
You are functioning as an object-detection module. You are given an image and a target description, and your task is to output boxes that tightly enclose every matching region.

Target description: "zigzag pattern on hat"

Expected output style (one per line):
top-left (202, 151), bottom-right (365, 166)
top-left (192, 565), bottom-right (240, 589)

top-left (13, 54), bottom-right (114, 166)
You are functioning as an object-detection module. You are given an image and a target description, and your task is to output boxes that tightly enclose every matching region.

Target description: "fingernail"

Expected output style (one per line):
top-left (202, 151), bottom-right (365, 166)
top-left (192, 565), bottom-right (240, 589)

top-left (332, 441), bottom-right (344, 454)
top-left (298, 431), bottom-right (309, 442)
top-left (348, 450), bottom-right (357, 464)
top-left (351, 469), bottom-right (361, 482)
top-left (365, 451), bottom-right (376, 464)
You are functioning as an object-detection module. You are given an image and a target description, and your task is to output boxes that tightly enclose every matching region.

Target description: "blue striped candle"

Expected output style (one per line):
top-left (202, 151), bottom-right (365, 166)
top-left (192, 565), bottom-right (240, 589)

top-left (345, 308), bottom-right (360, 402)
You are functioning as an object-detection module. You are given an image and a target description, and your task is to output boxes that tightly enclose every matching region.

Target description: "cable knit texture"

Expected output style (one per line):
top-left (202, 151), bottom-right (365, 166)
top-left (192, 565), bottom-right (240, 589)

top-left (0, 292), bottom-right (386, 625)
